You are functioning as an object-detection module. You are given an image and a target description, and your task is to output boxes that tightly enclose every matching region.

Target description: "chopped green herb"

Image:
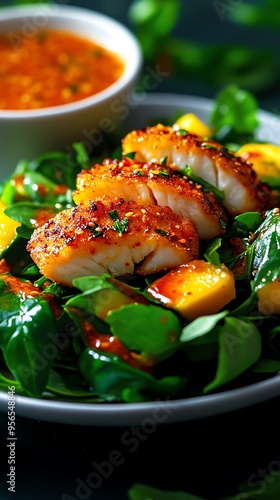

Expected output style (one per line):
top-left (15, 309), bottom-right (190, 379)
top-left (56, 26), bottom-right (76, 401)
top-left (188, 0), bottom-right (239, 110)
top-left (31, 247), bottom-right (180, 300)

top-left (111, 218), bottom-right (129, 234)
top-left (88, 224), bottom-right (103, 238)
top-left (160, 156), bottom-right (168, 165)
top-left (182, 165), bottom-right (225, 203)
top-left (154, 229), bottom-right (167, 236)
top-left (109, 210), bottom-right (129, 234)
top-left (133, 169), bottom-right (146, 176)
top-left (124, 152), bottom-right (136, 160)
top-left (91, 49), bottom-right (102, 57)
top-left (156, 169), bottom-right (170, 178)
top-left (176, 128), bottom-right (188, 135)
top-left (108, 210), bottom-right (119, 222)
top-left (201, 142), bottom-right (217, 150)
top-left (220, 218), bottom-right (227, 229)
top-left (221, 147), bottom-right (234, 159)
top-left (70, 85), bottom-right (78, 93)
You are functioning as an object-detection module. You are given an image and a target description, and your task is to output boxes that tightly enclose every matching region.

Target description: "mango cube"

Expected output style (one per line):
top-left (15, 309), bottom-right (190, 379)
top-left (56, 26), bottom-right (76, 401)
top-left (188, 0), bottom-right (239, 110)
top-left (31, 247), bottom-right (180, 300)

top-left (174, 113), bottom-right (212, 138)
top-left (237, 143), bottom-right (280, 186)
top-left (257, 278), bottom-right (280, 315)
top-left (147, 260), bottom-right (236, 321)
top-left (0, 199), bottom-right (19, 254)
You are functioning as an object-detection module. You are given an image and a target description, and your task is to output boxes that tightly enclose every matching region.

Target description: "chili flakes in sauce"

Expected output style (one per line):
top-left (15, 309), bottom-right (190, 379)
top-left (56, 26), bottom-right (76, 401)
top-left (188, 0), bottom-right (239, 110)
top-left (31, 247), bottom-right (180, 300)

top-left (0, 29), bottom-right (124, 110)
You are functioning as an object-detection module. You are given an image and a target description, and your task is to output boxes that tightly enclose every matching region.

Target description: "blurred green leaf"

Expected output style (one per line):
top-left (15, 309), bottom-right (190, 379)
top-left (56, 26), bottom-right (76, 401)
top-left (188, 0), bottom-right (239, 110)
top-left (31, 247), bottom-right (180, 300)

top-left (129, 0), bottom-right (279, 94)
top-left (229, 2), bottom-right (280, 29)
top-left (210, 84), bottom-right (259, 134)
top-left (129, 0), bottom-right (180, 60)
top-left (129, 0), bottom-right (180, 36)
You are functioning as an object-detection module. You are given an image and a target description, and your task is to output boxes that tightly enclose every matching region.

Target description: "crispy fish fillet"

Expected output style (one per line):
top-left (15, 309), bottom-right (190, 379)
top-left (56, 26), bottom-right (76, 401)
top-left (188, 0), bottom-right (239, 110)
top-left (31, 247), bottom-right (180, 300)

top-left (122, 124), bottom-right (271, 216)
top-left (73, 158), bottom-right (227, 240)
top-left (27, 197), bottom-right (199, 286)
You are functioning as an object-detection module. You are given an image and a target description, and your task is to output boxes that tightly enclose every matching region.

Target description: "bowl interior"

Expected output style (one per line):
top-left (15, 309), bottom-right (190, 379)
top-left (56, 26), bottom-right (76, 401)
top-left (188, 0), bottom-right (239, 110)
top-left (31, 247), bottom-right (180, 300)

top-left (0, 4), bottom-right (143, 116)
top-left (0, 5), bottom-right (143, 176)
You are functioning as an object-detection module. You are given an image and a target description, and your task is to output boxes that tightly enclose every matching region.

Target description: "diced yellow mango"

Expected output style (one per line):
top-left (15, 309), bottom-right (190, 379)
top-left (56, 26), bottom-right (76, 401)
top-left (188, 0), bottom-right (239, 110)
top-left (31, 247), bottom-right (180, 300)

top-left (0, 199), bottom-right (19, 254)
top-left (174, 113), bottom-right (213, 138)
top-left (147, 260), bottom-right (236, 321)
top-left (237, 143), bottom-right (280, 185)
top-left (257, 278), bottom-right (280, 315)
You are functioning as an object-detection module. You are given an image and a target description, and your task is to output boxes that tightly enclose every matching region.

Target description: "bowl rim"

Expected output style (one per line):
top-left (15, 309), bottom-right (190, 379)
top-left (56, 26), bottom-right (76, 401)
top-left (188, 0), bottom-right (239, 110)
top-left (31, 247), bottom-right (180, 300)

top-left (0, 4), bottom-right (143, 119)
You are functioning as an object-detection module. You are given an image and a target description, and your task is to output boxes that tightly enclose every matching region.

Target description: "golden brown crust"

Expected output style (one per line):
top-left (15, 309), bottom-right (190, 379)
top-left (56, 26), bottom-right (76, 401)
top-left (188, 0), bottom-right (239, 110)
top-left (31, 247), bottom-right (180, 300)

top-left (122, 124), bottom-right (272, 215)
top-left (27, 197), bottom-right (199, 283)
top-left (73, 158), bottom-right (227, 239)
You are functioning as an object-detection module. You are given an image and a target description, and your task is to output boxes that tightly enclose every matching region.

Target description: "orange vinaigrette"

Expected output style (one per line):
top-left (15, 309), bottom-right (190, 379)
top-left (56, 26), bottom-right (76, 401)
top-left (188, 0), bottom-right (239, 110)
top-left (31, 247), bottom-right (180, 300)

top-left (0, 29), bottom-right (124, 110)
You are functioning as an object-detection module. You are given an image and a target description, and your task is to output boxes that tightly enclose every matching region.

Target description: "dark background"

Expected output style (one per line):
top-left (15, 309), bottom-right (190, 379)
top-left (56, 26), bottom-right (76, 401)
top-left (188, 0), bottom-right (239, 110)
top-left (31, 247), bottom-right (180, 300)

top-left (0, 1), bottom-right (280, 499)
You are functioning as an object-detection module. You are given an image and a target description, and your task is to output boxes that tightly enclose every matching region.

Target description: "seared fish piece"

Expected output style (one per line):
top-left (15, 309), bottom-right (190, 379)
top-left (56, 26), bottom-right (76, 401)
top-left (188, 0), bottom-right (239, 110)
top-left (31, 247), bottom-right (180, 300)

top-left (73, 159), bottom-right (227, 240)
top-left (122, 124), bottom-right (271, 216)
top-left (27, 197), bottom-right (199, 286)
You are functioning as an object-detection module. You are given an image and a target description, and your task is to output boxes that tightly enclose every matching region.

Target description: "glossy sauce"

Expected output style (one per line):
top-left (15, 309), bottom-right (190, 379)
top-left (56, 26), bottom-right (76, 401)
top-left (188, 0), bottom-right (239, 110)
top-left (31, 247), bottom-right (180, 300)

top-left (68, 308), bottom-right (153, 372)
top-left (0, 29), bottom-right (124, 110)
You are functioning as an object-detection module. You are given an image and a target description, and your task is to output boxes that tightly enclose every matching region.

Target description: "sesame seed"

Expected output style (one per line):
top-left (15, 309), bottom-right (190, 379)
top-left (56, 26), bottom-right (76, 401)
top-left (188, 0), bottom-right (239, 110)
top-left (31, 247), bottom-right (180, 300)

top-left (125, 211), bottom-right (134, 217)
top-left (179, 238), bottom-right (186, 244)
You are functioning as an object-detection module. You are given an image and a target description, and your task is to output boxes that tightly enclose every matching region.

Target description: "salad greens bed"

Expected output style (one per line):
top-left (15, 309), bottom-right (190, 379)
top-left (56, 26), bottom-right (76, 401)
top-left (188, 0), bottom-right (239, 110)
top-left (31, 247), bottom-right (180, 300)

top-left (1, 85), bottom-right (280, 404)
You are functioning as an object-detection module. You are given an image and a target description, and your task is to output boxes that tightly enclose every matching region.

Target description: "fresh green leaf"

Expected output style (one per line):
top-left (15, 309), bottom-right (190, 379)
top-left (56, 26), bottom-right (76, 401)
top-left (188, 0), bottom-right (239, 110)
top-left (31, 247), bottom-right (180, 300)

top-left (204, 316), bottom-right (262, 393)
top-left (251, 358), bottom-right (280, 373)
top-left (225, 212), bottom-right (263, 239)
top-left (46, 366), bottom-right (101, 399)
top-left (79, 348), bottom-right (187, 402)
top-left (72, 142), bottom-right (91, 171)
top-left (204, 237), bottom-right (222, 265)
top-left (1, 236), bottom-right (33, 276)
top-left (249, 210), bottom-right (280, 291)
top-left (180, 311), bottom-right (228, 343)
top-left (72, 274), bottom-right (115, 294)
top-left (0, 292), bottom-right (58, 397)
top-left (107, 303), bottom-right (182, 363)
top-left (4, 202), bottom-right (56, 227)
top-left (15, 225), bottom-right (34, 240)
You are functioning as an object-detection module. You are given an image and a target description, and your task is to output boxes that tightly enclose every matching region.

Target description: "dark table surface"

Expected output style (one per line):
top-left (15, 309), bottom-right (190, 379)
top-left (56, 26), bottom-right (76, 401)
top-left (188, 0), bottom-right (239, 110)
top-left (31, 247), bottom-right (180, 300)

top-left (1, 395), bottom-right (280, 500)
top-left (1, 1), bottom-right (280, 499)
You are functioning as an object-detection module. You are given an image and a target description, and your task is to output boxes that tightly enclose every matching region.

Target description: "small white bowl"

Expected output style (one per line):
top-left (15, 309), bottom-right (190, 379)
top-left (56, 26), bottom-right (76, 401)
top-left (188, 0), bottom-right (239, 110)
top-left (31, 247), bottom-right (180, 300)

top-left (0, 4), bottom-right (142, 179)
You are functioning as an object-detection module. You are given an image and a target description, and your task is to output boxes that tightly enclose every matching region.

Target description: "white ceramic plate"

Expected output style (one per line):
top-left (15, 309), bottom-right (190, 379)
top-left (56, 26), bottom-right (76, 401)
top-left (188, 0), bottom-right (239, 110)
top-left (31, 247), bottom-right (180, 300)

top-left (1, 92), bottom-right (280, 426)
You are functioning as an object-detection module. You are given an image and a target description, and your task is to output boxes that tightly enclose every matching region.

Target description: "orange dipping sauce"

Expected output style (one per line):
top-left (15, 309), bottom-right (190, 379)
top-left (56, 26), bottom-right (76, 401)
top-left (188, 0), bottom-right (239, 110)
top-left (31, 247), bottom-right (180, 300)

top-left (0, 29), bottom-right (124, 110)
